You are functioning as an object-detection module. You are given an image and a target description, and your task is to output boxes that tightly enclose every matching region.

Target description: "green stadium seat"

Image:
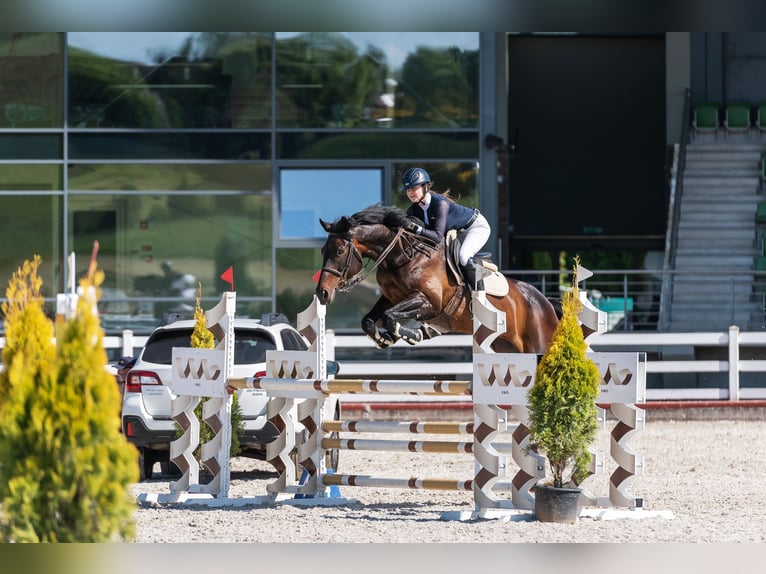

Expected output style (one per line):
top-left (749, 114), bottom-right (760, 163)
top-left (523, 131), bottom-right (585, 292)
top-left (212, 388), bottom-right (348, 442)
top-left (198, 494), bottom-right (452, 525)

top-left (755, 201), bottom-right (766, 226)
top-left (757, 103), bottom-right (766, 133)
top-left (692, 102), bottom-right (719, 139)
top-left (724, 101), bottom-right (751, 137)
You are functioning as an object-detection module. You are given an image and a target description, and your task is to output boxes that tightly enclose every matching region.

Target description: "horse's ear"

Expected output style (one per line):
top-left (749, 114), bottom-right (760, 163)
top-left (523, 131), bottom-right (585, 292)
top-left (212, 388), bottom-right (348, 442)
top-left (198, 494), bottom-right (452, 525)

top-left (320, 218), bottom-right (332, 233)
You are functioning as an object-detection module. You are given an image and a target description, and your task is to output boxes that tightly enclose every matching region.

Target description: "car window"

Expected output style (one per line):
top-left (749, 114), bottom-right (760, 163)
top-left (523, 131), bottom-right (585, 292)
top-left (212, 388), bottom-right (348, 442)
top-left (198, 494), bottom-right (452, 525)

top-left (141, 330), bottom-right (195, 364)
top-left (140, 327), bottom-right (279, 365)
top-left (234, 329), bottom-right (277, 364)
top-left (280, 329), bottom-right (309, 351)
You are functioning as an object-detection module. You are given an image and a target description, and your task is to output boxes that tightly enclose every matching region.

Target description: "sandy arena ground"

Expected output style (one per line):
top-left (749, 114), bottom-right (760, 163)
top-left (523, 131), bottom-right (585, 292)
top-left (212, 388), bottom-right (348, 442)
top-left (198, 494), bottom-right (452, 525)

top-left (129, 419), bottom-right (766, 544)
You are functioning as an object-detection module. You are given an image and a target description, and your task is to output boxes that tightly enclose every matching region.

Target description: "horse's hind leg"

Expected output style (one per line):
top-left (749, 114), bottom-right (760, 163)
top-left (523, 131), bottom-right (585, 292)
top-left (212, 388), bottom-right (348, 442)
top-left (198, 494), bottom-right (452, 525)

top-left (419, 323), bottom-right (442, 341)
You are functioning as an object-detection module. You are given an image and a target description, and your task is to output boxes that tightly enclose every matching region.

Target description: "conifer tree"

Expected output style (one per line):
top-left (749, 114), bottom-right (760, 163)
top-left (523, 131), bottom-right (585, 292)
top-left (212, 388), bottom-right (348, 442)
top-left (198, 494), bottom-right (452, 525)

top-left (527, 256), bottom-right (601, 488)
top-left (0, 250), bottom-right (138, 542)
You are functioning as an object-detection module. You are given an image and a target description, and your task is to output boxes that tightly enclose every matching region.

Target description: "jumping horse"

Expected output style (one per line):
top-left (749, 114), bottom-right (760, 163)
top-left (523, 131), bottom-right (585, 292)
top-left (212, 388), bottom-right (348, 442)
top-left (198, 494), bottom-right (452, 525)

top-left (316, 204), bottom-right (559, 353)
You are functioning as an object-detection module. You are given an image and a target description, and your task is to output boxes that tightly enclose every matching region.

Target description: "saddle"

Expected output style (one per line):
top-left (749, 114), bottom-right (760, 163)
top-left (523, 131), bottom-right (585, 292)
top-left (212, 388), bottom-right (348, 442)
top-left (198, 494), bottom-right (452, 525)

top-left (445, 231), bottom-right (509, 297)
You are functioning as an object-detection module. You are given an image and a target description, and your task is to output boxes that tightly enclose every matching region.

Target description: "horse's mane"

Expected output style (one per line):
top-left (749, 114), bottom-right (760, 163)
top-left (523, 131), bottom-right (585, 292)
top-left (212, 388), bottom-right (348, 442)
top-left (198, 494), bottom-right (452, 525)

top-left (336, 204), bottom-right (409, 234)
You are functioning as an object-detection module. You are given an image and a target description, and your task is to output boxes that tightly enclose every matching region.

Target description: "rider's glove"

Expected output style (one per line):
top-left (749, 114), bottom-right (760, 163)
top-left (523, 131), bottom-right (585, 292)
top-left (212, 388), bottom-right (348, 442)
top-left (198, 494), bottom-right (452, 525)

top-left (405, 220), bottom-right (423, 235)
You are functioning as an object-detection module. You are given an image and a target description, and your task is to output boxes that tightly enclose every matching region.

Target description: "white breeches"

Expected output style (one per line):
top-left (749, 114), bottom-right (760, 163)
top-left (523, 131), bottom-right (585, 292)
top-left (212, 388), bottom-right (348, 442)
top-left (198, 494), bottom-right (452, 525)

top-left (457, 212), bottom-right (491, 266)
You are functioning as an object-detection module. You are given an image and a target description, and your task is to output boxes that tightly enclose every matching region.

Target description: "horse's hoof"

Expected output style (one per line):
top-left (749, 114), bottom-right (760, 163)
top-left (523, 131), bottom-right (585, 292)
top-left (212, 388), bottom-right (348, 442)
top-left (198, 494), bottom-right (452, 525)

top-left (372, 333), bottom-right (395, 349)
top-left (401, 329), bottom-right (422, 346)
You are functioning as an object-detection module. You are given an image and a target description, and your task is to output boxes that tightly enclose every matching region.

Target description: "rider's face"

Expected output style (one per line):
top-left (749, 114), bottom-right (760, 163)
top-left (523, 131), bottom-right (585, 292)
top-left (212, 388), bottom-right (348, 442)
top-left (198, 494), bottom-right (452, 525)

top-left (406, 184), bottom-right (426, 203)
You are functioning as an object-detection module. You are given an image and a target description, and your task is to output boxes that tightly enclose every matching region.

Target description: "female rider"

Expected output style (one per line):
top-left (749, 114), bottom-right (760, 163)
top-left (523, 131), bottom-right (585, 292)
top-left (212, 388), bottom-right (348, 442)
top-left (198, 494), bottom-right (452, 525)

top-left (400, 167), bottom-right (491, 288)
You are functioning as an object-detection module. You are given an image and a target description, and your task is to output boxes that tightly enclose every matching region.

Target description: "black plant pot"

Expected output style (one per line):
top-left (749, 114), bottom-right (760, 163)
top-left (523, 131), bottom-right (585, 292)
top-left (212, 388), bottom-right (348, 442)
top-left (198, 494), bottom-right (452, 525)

top-left (534, 484), bottom-right (583, 523)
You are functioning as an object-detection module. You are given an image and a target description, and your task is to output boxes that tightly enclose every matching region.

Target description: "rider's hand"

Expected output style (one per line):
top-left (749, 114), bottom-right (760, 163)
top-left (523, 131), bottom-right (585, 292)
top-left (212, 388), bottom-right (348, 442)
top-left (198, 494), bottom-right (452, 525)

top-left (405, 220), bottom-right (423, 235)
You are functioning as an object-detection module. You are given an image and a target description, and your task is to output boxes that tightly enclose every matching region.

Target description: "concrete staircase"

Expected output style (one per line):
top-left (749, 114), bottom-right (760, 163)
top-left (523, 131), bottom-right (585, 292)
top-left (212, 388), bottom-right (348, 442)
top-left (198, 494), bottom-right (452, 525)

top-left (665, 142), bottom-right (765, 331)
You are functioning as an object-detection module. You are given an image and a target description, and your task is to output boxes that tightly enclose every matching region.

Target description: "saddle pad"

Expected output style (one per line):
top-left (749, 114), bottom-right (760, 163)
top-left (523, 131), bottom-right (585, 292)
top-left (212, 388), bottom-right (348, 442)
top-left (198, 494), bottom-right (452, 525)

top-left (482, 269), bottom-right (510, 297)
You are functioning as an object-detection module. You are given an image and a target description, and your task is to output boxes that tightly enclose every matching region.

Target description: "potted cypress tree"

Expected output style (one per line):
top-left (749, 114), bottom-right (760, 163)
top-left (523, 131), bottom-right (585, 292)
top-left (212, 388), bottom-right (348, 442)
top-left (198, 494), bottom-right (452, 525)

top-left (526, 257), bottom-right (601, 523)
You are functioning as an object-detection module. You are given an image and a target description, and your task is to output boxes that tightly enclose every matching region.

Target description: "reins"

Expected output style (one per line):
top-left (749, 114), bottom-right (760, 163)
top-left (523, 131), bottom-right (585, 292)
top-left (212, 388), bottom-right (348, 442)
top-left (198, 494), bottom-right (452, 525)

top-left (334, 227), bottom-right (435, 292)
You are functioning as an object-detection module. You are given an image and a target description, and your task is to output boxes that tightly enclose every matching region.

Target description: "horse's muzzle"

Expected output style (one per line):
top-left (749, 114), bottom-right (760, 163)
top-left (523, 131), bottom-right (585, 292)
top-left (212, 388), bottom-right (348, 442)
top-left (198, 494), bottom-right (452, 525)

top-left (315, 286), bottom-right (335, 305)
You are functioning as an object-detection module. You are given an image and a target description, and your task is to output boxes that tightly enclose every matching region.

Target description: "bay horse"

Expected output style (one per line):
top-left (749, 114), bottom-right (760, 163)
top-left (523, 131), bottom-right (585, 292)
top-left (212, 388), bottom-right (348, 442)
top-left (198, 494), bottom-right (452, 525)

top-left (316, 204), bottom-right (559, 353)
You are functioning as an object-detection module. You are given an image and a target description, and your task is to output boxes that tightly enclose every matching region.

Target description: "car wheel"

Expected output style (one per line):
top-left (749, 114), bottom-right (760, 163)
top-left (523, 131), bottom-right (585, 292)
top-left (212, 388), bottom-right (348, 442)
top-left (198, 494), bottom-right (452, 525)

top-left (138, 447), bottom-right (154, 481)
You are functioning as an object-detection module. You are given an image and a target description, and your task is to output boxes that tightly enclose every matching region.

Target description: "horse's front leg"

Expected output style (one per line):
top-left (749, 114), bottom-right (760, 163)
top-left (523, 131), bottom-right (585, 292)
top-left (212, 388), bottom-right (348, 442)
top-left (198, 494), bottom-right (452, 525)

top-left (362, 296), bottom-right (398, 349)
top-left (381, 293), bottom-right (439, 346)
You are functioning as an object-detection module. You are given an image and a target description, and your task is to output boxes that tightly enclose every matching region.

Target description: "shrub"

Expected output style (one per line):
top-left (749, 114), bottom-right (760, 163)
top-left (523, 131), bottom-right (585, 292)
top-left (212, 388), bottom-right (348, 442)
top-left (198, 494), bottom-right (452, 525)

top-left (527, 257), bottom-right (601, 488)
top-left (0, 252), bottom-right (138, 542)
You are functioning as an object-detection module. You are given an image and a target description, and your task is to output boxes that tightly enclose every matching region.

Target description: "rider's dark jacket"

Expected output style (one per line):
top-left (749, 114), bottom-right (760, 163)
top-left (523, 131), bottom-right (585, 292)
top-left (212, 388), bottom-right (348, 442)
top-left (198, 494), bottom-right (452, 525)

top-left (406, 192), bottom-right (478, 244)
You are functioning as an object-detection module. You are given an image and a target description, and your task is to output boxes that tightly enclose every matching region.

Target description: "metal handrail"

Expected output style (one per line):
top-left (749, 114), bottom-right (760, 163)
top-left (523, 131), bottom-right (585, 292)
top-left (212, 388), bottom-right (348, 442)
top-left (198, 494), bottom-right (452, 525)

top-left (659, 87), bottom-right (692, 329)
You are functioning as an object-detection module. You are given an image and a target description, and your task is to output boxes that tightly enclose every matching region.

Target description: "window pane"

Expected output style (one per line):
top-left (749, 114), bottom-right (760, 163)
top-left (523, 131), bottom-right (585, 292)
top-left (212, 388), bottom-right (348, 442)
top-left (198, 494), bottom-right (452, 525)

top-left (275, 32), bottom-right (479, 128)
top-left (277, 131), bottom-right (477, 160)
top-left (0, 165), bottom-right (62, 191)
top-left (68, 193), bottom-right (272, 332)
top-left (0, 134), bottom-right (62, 160)
top-left (0, 33), bottom-right (64, 128)
top-left (68, 133), bottom-right (270, 160)
top-left (68, 32), bottom-right (272, 128)
top-left (0, 195), bottom-right (62, 298)
top-left (68, 163), bottom-right (271, 192)
top-left (276, 246), bottom-right (379, 331)
top-left (280, 168), bottom-right (382, 239)
top-left (392, 162), bottom-right (479, 210)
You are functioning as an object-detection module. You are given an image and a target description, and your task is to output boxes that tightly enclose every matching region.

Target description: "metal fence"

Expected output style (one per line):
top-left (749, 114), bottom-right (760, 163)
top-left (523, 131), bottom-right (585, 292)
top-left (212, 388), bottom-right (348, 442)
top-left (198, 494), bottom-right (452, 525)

top-left (3, 267), bottom-right (766, 402)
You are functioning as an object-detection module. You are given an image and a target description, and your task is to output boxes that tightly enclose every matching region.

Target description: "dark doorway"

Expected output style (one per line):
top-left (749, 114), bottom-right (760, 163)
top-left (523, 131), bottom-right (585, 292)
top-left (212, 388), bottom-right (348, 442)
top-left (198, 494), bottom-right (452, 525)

top-left (504, 34), bottom-right (667, 269)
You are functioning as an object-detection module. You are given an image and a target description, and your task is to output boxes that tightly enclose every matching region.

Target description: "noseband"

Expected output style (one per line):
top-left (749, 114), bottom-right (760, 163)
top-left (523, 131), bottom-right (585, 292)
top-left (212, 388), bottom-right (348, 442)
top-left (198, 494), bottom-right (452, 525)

top-left (321, 236), bottom-right (365, 292)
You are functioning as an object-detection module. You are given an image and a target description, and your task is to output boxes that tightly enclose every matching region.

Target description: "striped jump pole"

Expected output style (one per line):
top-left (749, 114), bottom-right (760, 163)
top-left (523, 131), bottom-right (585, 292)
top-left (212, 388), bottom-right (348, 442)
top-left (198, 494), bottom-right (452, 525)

top-left (228, 377), bottom-right (472, 396)
top-left (323, 420), bottom-right (475, 435)
top-left (321, 437), bottom-right (474, 454)
top-left (324, 474), bottom-right (474, 491)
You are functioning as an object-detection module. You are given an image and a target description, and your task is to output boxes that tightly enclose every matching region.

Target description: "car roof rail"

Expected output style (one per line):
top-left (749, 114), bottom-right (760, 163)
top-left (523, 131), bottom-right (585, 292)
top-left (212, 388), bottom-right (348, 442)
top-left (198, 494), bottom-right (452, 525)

top-left (160, 312), bottom-right (186, 325)
top-left (260, 312), bottom-right (290, 326)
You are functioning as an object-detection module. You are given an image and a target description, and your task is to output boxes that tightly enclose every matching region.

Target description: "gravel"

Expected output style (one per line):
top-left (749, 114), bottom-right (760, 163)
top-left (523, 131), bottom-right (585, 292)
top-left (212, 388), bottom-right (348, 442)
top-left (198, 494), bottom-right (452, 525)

top-left (130, 419), bottom-right (766, 543)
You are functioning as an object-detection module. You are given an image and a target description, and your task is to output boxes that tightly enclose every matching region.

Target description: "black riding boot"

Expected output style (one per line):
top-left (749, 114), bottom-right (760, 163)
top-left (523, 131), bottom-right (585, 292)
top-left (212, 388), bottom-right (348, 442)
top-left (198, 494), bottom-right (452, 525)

top-left (461, 259), bottom-right (477, 291)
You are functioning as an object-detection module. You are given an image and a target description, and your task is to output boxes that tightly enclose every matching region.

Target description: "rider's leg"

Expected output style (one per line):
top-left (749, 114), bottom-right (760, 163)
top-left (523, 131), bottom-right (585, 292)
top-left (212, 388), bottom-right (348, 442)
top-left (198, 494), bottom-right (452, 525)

top-left (458, 214), bottom-right (491, 291)
top-left (460, 259), bottom-right (477, 290)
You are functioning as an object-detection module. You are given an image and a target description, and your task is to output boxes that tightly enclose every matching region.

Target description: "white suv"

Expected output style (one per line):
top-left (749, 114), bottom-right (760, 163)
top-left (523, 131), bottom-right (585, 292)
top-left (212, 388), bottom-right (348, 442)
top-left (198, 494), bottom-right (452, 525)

top-left (121, 313), bottom-right (339, 480)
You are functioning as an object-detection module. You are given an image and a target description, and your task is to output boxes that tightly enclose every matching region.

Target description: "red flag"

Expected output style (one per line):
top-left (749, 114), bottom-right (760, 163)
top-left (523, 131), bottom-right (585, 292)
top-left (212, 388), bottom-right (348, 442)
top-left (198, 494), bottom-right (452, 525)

top-left (312, 269), bottom-right (322, 283)
top-left (220, 266), bottom-right (234, 291)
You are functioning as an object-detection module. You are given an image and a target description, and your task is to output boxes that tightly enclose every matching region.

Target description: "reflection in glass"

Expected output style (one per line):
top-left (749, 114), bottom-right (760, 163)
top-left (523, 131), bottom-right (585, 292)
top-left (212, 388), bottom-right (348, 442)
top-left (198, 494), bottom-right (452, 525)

top-left (275, 32), bottom-right (478, 128)
top-left (0, 135), bottom-right (62, 160)
top-left (68, 133), bottom-right (270, 160)
top-left (275, 246), bottom-right (377, 330)
top-left (392, 162), bottom-right (479, 211)
top-left (0, 195), bottom-right (61, 296)
top-left (277, 131), bottom-right (477, 160)
top-left (67, 193), bottom-right (272, 332)
top-left (0, 33), bottom-right (64, 128)
top-left (0, 164), bottom-right (62, 191)
top-left (68, 32), bottom-right (272, 128)
top-left (280, 168), bottom-right (382, 239)
top-left (68, 163), bottom-right (271, 192)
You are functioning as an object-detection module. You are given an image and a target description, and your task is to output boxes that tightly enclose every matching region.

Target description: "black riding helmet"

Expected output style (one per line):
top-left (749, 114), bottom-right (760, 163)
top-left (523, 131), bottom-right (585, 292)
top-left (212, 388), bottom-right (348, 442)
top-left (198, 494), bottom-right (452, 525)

top-left (400, 167), bottom-right (431, 192)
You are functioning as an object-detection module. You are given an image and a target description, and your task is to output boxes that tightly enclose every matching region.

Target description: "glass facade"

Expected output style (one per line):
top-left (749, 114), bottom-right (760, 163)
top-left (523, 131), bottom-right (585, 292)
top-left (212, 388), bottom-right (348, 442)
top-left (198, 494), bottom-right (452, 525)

top-left (0, 32), bottom-right (481, 333)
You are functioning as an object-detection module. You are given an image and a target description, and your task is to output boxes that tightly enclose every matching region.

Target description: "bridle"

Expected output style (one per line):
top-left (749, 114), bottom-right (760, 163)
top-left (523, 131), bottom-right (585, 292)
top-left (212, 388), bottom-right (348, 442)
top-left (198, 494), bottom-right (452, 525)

top-left (322, 226), bottom-right (430, 292)
top-left (321, 235), bottom-right (365, 292)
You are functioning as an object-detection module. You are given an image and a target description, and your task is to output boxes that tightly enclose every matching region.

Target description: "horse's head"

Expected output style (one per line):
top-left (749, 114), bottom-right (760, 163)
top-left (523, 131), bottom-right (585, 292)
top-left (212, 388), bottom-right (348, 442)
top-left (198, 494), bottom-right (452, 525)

top-left (315, 205), bottom-right (410, 305)
top-left (315, 216), bottom-right (365, 305)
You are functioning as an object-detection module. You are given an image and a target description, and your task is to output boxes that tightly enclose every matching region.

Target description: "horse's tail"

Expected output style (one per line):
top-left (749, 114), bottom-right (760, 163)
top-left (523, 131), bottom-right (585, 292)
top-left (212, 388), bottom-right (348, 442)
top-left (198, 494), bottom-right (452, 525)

top-left (547, 297), bottom-right (564, 320)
